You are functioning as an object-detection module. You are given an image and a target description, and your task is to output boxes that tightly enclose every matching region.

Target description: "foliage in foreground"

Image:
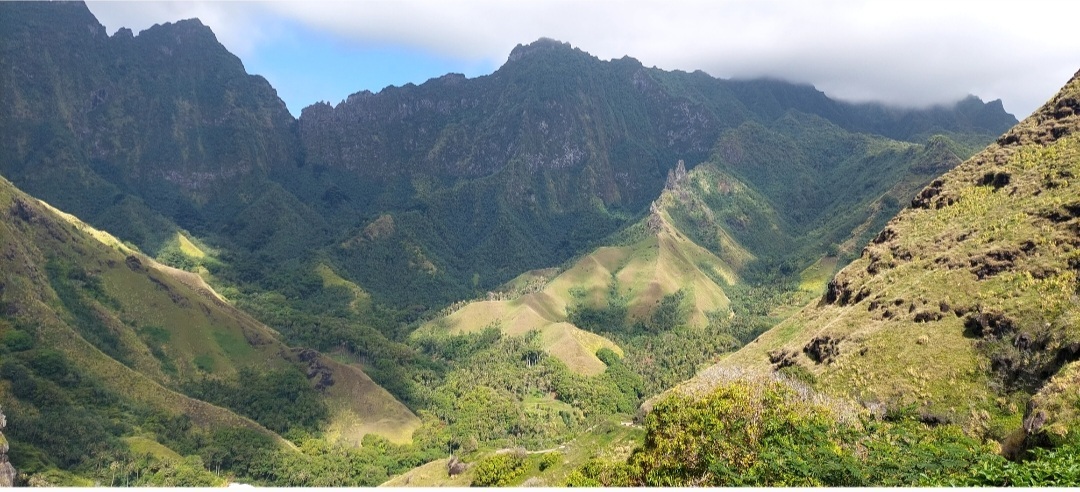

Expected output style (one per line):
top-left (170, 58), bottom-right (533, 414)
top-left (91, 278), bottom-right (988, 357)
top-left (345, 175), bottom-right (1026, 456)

top-left (955, 442), bottom-right (1080, 486)
top-left (564, 377), bottom-right (1080, 486)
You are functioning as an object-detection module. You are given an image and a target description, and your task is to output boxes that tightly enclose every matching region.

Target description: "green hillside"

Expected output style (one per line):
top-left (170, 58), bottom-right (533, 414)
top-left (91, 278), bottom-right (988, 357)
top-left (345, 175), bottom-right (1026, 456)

top-left (610, 69), bottom-right (1080, 486)
top-left (560, 71), bottom-right (1080, 486)
top-left (0, 1), bottom-right (1039, 487)
top-left (0, 175), bottom-right (423, 485)
top-left (0, 3), bottom-right (1015, 316)
top-left (418, 170), bottom-right (740, 375)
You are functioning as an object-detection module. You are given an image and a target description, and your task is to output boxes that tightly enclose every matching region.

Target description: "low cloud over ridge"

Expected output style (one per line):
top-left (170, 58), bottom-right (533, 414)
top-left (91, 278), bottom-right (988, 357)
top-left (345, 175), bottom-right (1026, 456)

top-left (87, 0), bottom-right (1080, 119)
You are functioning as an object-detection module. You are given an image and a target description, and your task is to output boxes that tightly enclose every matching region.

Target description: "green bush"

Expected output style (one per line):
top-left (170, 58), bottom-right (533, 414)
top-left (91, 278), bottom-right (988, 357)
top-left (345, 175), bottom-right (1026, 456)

top-left (777, 363), bottom-right (816, 385)
top-left (947, 442), bottom-right (1080, 486)
top-left (538, 451), bottom-right (560, 471)
top-left (2, 330), bottom-right (34, 352)
top-left (571, 377), bottom-right (997, 486)
top-left (471, 452), bottom-right (527, 487)
top-left (182, 366), bottom-right (329, 435)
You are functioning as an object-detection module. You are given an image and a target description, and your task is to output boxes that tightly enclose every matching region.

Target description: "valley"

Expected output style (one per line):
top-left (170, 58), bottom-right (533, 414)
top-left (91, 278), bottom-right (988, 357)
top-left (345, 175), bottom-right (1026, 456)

top-left (3, 0), bottom-right (1078, 487)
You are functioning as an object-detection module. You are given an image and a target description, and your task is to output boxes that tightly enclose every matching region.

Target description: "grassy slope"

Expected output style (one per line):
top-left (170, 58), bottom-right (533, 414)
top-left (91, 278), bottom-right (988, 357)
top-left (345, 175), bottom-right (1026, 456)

top-left (0, 176), bottom-right (418, 445)
top-left (686, 70), bottom-right (1080, 443)
top-left (380, 417), bottom-right (645, 487)
top-left (315, 262), bottom-right (373, 315)
top-left (418, 180), bottom-right (741, 376)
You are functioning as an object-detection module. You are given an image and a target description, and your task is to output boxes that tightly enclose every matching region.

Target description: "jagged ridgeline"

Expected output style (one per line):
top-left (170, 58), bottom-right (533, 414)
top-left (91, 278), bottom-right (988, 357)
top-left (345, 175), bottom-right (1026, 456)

top-left (1, 2), bottom-right (1014, 314)
top-left (295, 41), bottom-right (1014, 307)
top-left (683, 69), bottom-right (1080, 452)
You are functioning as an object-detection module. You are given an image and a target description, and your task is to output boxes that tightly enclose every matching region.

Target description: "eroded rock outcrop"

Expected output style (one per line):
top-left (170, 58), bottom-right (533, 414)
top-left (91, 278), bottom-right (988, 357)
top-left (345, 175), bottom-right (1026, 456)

top-left (0, 408), bottom-right (15, 487)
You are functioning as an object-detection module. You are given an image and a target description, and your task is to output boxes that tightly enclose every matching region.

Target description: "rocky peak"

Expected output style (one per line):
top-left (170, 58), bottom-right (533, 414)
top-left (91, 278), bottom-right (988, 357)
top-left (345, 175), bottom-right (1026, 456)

top-left (665, 160), bottom-right (689, 191)
top-left (434, 72), bottom-right (467, 85)
top-left (647, 201), bottom-right (664, 233)
top-left (130, 17), bottom-right (229, 58)
top-left (507, 37), bottom-right (575, 62)
top-left (112, 26), bottom-right (134, 40)
top-left (153, 18), bottom-right (216, 41)
top-left (300, 100), bottom-right (335, 121)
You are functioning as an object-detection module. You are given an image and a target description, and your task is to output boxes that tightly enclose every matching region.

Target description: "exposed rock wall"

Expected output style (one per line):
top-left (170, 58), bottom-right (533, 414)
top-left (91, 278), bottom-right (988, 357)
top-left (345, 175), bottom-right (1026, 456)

top-left (0, 409), bottom-right (15, 487)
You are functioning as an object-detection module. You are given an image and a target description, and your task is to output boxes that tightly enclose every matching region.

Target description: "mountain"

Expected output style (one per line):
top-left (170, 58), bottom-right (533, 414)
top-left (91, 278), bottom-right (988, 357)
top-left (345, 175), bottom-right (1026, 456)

top-left (0, 1), bottom-right (1034, 486)
top-left (293, 38), bottom-right (1017, 307)
top-left (680, 69), bottom-right (1080, 450)
top-left (0, 174), bottom-right (420, 484)
top-left (0, 1), bottom-right (321, 262)
top-left (418, 107), bottom-right (992, 374)
top-left (0, 2), bottom-right (1016, 314)
top-left (415, 161), bottom-right (741, 376)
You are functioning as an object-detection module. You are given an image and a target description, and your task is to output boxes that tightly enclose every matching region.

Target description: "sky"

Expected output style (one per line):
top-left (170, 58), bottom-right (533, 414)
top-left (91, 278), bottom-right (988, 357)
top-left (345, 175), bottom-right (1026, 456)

top-left (85, 1), bottom-right (1080, 120)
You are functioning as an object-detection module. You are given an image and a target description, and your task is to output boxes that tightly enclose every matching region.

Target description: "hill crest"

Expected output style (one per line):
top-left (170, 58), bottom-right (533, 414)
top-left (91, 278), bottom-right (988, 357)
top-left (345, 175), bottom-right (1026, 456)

top-left (682, 68), bottom-right (1080, 446)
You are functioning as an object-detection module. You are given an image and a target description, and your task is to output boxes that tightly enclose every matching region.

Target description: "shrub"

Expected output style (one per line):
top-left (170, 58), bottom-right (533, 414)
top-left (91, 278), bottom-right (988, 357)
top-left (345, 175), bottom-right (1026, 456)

top-left (538, 451), bottom-right (560, 471)
top-left (574, 376), bottom-right (997, 486)
top-left (2, 330), bottom-right (33, 352)
top-left (471, 452), bottom-right (527, 487)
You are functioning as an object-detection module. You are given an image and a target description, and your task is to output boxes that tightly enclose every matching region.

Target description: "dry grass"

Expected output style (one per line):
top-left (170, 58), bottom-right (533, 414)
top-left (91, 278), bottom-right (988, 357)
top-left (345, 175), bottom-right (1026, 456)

top-left (175, 232), bottom-right (206, 259)
top-left (437, 298), bottom-right (619, 375)
top-left (379, 458), bottom-right (471, 487)
top-left (540, 322), bottom-right (621, 376)
top-left (319, 356), bottom-right (420, 445)
top-left (315, 262), bottom-right (372, 314)
top-left (798, 256), bottom-right (838, 293)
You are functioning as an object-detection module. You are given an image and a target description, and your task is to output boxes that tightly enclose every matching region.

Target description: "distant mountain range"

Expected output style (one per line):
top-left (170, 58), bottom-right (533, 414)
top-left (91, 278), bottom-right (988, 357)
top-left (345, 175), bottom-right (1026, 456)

top-left (0, 2), bottom-right (1015, 310)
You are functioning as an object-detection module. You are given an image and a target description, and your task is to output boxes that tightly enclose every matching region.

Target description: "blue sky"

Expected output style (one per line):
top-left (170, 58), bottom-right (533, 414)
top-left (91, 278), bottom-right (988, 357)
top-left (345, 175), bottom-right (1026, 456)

top-left (86, 1), bottom-right (1080, 119)
top-left (241, 19), bottom-right (498, 115)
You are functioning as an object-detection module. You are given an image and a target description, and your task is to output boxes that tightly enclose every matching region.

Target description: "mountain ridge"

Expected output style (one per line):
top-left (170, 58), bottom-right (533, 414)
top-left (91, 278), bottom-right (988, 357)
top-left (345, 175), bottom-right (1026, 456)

top-left (1, 4), bottom-right (1017, 312)
top-left (0, 2), bottom-right (1043, 485)
top-left (676, 68), bottom-right (1080, 447)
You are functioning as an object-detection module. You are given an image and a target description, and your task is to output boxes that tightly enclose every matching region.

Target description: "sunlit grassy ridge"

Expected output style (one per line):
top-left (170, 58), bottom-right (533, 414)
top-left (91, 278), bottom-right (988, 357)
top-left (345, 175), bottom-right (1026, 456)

top-left (0, 179), bottom-right (277, 435)
top-left (694, 70), bottom-right (1080, 445)
top-left (315, 262), bottom-right (373, 315)
top-left (419, 174), bottom-right (743, 375)
top-left (0, 175), bottom-right (418, 451)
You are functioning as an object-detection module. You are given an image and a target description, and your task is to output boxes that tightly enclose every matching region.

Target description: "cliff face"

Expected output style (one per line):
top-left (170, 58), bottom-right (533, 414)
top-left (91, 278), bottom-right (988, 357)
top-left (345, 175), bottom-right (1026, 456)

top-left (0, 1), bottom-right (304, 252)
top-left (295, 38), bottom-right (1018, 214)
top-left (0, 409), bottom-right (14, 487)
top-left (0, 2), bottom-right (1020, 308)
top-left (290, 38), bottom-right (1017, 302)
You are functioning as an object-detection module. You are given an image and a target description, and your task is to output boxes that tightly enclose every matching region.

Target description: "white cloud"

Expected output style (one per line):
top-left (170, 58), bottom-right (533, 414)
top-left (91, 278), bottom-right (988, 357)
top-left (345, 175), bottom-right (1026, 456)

top-left (85, 1), bottom-right (276, 56)
top-left (86, 0), bottom-right (1080, 118)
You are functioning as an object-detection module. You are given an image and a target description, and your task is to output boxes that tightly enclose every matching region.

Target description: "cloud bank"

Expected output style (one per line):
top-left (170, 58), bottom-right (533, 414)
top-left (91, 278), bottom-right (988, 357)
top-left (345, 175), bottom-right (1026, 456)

top-left (87, 0), bottom-right (1080, 118)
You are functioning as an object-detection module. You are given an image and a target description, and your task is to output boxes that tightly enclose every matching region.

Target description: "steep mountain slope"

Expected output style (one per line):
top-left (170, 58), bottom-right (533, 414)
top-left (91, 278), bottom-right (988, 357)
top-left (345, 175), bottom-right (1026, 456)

top-left (672, 113), bottom-right (971, 267)
top-left (0, 174), bottom-right (418, 481)
top-left (418, 112), bottom-right (981, 377)
top-left (0, 2), bottom-right (1038, 483)
top-left (0, 1), bottom-right (320, 258)
top-left (296, 39), bottom-right (1017, 307)
top-left (0, 2), bottom-right (1017, 319)
top-left (686, 70), bottom-right (1080, 446)
top-left (417, 168), bottom-right (739, 375)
